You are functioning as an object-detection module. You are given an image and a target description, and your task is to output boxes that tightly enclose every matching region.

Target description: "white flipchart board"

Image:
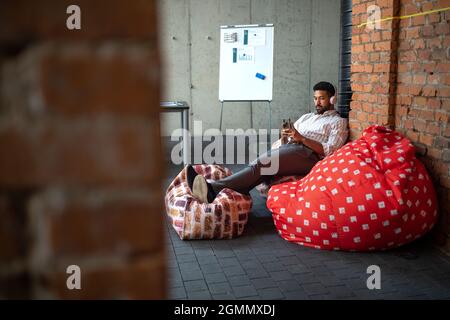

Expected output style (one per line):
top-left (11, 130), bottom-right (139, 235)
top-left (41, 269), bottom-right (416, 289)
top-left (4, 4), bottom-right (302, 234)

top-left (219, 24), bottom-right (274, 101)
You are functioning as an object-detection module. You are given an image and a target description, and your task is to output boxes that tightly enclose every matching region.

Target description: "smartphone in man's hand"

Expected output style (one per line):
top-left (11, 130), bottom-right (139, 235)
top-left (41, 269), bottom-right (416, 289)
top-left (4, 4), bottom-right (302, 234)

top-left (281, 118), bottom-right (295, 145)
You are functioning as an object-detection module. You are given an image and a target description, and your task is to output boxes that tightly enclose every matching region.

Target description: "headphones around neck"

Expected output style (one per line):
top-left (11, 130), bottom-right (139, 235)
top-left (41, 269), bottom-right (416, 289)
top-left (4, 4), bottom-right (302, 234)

top-left (329, 84), bottom-right (337, 106)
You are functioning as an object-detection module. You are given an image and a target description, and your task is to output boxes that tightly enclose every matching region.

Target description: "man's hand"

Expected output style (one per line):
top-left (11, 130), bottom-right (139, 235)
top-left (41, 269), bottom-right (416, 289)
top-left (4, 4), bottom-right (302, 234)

top-left (281, 128), bottom-right (304, 144)
top-left (281, 128), bottom-right (325, 156)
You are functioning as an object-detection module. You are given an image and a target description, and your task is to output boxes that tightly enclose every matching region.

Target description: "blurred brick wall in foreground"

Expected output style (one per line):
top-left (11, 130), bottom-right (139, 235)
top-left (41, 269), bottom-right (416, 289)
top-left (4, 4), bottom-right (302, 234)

top-left (0, 0), bottom-right (166, 298)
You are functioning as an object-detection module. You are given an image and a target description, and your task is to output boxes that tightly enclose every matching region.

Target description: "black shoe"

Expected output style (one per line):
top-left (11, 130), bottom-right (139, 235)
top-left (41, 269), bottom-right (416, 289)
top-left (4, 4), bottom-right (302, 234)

top-left (192, 175), bottom-right (209, 203)
top-left (186, 165), bottom-right (217, 203)
top-left (193, 175), bottom-right (217, 203)
top-left (186, 165), bottom-right (198, 192)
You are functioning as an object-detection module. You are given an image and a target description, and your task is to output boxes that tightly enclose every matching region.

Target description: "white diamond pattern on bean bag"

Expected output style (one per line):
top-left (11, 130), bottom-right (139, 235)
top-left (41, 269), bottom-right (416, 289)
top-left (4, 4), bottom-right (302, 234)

top-left (267, 125), bottom-right (438, 251)
top-left (255, 175), bottom-right (305, 198)
top-left (165, 164), bottom-right (252, 240)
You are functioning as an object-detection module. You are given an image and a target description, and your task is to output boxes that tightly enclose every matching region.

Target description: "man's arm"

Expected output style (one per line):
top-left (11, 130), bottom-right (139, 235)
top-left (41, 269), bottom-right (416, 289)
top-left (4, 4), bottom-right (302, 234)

top-left (297, 134), bottom-right (324, 156)
top-left (281, 128), bottom-right (324, 156)
top-left (283, 118), bottom-right (349, 157)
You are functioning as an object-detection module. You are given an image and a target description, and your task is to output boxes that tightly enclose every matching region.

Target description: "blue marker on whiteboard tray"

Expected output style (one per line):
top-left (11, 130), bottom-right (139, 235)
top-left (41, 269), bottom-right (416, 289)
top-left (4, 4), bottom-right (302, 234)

top-left (255, 73), bottom-right (266, 80)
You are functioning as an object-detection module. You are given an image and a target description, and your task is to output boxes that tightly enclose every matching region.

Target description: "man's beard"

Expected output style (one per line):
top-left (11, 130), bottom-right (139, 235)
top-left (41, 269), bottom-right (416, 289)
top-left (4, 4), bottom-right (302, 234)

top-left (315, 105), bottom-right (329, 114)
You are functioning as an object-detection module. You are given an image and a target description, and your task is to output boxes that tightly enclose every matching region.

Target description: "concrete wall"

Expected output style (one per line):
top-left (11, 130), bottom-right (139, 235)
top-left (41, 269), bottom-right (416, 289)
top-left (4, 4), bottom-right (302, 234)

top-left (159, 0), bottom-right (341, 136)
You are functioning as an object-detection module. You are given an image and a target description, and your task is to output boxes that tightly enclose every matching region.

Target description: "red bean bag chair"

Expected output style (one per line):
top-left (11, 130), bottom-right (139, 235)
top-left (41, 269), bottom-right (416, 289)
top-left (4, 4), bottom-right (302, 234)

top-left (165, 164), bottom-right (252, 240)
top-left (256, 175), bottom-right (304, 198)
top-left (267, 125), bottom-right (438, 251)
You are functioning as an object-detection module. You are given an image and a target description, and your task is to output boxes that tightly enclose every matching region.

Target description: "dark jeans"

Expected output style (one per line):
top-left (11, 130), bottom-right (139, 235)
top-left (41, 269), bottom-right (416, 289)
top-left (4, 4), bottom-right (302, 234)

top-left (211, 143), bottom-right (320, 195)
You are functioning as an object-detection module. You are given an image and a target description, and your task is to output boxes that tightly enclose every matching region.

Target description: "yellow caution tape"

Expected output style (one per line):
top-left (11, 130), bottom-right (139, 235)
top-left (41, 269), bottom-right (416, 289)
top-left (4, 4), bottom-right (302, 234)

top-left (357, 6), bottom-right (450, 28)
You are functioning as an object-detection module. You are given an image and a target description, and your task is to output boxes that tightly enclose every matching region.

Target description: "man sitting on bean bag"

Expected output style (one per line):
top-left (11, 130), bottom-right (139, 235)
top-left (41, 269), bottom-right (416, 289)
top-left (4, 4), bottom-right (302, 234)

top-left (266, 125), bottom-right (438, 251)
top-left (186, 81), bottom-right (349, 203)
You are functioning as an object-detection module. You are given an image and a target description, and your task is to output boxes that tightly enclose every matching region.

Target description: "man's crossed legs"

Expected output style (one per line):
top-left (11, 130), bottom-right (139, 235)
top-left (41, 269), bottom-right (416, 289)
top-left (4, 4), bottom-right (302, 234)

top-left (187, 143), bottom-right (321, 203)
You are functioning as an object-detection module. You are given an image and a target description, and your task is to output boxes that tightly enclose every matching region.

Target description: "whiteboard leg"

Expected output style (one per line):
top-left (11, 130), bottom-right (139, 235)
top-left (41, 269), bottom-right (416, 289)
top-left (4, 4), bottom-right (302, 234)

top-left (268, 101), bottom-right (272, 150)
top-left (219, 101), bottom-right (224, 132)
top-left (250, 102), bottom-right (253, 128)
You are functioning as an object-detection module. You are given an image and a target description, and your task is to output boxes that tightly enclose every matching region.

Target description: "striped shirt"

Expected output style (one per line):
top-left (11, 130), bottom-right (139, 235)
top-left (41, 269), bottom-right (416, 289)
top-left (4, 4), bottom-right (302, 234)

top-left (293, 109), bottom-right (349, 157)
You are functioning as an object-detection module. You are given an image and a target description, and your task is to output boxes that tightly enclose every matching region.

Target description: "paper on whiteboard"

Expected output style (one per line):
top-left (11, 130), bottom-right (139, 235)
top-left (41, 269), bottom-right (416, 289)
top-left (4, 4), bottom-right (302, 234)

top-left (223, 32), bottom-right (238, 43)
top-left (248, 28), bottom-right (266, 46)
top-left (237, 47), bottom-right (254, 64)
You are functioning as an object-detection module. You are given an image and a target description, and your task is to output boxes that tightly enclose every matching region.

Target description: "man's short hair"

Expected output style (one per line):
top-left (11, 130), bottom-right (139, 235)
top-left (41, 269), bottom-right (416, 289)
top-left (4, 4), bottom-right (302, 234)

top-left (313, 81), bottom-right (335, 97)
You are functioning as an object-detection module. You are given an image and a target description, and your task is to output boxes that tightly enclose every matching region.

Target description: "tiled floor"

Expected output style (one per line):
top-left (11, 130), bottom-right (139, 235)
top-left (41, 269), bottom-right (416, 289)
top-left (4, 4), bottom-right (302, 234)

top-left (165, 164), bottom-right (450, 300)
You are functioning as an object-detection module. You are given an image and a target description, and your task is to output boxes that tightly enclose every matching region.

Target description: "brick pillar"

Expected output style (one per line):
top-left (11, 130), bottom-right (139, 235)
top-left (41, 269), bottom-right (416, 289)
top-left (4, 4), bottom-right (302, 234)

top-left (394, 0), bottom-right (450, 251)
top-left (350, 0), bottom-right (450, 252)
top-left (349, 0), bottom-right (400, 140)
top-left (0, 1), bottom-right (166, 298)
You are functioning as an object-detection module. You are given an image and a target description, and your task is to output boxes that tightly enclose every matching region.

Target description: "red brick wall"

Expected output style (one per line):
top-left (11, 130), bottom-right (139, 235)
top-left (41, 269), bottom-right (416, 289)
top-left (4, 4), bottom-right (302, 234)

top-left (350, 0), bottom-right (450, 252)
top-left (0, 1), bottom-right (166, 298)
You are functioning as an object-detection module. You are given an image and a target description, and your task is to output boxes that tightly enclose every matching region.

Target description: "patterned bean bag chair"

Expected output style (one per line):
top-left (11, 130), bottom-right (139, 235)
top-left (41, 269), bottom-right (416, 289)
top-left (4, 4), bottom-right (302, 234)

top-left (165, 164), bottom-right (252, 240)
top-left (267, 125), bottom-right (438, 251)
